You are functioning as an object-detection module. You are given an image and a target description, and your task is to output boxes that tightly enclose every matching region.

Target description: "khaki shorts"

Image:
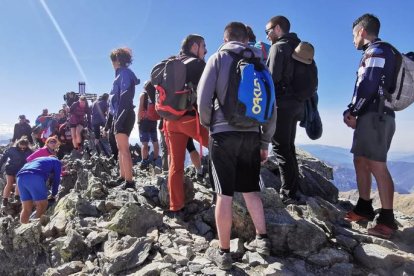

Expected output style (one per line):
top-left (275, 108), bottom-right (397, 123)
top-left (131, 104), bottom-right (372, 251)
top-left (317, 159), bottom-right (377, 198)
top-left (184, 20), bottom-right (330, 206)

top-left (351, 112), bottom-right (395, 162)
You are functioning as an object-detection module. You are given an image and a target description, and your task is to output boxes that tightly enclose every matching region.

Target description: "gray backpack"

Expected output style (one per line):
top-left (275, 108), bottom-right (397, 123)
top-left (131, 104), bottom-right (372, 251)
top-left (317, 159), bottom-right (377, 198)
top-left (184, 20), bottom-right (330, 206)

top-left (150, 56), bottom-right (196, 120)
top-left (380, 42), bottom-right (414, 111)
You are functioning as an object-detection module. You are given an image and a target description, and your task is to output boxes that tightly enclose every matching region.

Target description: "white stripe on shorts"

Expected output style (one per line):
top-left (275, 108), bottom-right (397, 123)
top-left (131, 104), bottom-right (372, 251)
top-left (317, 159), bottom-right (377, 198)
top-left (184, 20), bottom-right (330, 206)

top-left (210, 160), bottom-right (222, 194)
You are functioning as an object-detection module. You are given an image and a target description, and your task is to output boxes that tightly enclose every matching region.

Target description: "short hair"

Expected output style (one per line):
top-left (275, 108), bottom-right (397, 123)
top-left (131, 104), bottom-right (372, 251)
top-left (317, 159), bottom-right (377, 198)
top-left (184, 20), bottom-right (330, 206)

top-left (246, 25), bottom-right (256, 43)
top-left (110, 47), bottom-right (133, 67)
top-left (79, 96), bottom-right (86, 101)
top-left (224, 22), bottom-right (248, 42)
top-left (268, 16), bottom-right (290, 33)
top-left (353, 13), bottom-right (380, 37)
top-left (180, 34), bottom-right (205, 55)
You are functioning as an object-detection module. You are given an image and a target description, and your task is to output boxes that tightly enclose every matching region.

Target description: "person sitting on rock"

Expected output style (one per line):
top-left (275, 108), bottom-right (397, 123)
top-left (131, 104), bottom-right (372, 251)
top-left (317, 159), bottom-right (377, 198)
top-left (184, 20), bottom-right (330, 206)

top-left (26, 136), bottom-right (60, 162)
top-left (16, 156), bottom-right (61, 223)
top-left (0, 137), bottom-right (33, 208)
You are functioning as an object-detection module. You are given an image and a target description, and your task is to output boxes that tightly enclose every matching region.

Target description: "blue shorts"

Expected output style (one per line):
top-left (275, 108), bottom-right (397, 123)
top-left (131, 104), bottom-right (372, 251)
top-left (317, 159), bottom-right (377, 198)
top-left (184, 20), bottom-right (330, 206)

top-left (139, 120), bottom-right (158, 143)
top-left (17, 173), bottom-right (48, 201)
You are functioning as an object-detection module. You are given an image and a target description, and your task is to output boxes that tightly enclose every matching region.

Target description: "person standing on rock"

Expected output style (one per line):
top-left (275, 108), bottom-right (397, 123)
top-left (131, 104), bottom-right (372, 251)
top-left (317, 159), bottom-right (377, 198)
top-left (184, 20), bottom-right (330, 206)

top-left (343, 14), bottom-right (398, 239)
top-left (16, 156), bottom-right (61, 223)
top-left (108, 47), bottom-right (139, 189)
top-left (266, 15), bottom-right (304, 205)
top-left (198, 22), bottom-right (276, 270)
top-left (163, 34), bottom-right (209, 215)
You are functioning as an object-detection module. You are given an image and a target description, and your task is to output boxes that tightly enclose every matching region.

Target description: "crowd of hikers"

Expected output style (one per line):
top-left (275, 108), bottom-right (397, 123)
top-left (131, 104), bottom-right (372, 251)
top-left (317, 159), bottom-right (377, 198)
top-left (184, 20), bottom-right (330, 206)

top-left (1, 13), bottom-right (414, 270)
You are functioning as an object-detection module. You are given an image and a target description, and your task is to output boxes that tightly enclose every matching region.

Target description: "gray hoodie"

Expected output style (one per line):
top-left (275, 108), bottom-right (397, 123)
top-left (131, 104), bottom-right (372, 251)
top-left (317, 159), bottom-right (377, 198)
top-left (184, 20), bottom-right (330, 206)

top-left (197, 41), bottom-right (277, 150)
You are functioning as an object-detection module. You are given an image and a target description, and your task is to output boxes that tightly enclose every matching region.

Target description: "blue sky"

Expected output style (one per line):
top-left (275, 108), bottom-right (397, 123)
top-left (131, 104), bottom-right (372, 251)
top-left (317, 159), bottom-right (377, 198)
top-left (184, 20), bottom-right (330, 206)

top-left (1, 0), bottom-right (414, 151)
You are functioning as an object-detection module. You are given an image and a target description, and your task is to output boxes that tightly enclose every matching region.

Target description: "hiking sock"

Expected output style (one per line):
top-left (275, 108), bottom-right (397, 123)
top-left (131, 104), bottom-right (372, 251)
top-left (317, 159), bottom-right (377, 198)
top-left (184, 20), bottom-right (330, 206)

top-left (219, 248), bottom-right (230, 254)
top-left (256, 234), bottom-right (268, 239)
top-left (354, 197), bottom-right (375, 219)
top-left (377, 208), bottom-right (397, 229)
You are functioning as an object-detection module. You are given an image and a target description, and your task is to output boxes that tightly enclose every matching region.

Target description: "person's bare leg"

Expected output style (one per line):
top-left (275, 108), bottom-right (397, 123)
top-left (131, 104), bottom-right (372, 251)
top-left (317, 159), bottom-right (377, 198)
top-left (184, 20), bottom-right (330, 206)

top-left (369, 160), bottom-right (394, 209)
top-left (2, 175), bottom-right (15, 199)
top-left (243, 192), bottom-right (267, 235)
top-left (34, 200), bottom-right (48, 219)
top-left (141, 142), bottom-right (149, 160)
top-left (153, 141), bottom-right (159, 158)
top-left (354, 156), bottom-right (372, 201)
top-left (116, 133), bottom-right (133, 181)
top-left (215, 194), bottom-right (233, 249)
top-left (190, 150), bottom-right (201, 170)
top-left (20, 200), bottom-right (34, 223)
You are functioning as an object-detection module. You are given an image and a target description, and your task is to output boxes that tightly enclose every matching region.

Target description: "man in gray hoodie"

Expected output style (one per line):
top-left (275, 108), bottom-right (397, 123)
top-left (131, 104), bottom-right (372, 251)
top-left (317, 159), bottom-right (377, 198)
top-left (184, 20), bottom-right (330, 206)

top-left (198, 22), bottom-right (276, 270)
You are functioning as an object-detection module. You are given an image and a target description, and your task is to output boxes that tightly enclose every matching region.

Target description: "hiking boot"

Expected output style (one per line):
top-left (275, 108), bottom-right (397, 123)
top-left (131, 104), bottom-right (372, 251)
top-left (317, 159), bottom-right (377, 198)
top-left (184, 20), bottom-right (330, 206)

top-left (121, 181), bottom-right (136, 190)
top-left (14, 195), bottom-right (20, 202)
top-left (205, 247), bottom-right (232, 270)
top-left (367, 223), bottom-right (396, 239)
top-left (164, 208), bottom-right (190, 221)
top-left (244, 237), bottom-right (271, 256)
top-left (140, 158), bottom-right (150, 170)
top-left (344, 210), bottom-right (374, 222)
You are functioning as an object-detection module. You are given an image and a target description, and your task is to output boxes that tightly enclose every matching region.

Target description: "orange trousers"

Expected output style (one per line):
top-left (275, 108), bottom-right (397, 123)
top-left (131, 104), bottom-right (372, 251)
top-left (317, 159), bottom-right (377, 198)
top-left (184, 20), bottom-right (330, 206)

top-left (165, 115), bottom-right (209, 211)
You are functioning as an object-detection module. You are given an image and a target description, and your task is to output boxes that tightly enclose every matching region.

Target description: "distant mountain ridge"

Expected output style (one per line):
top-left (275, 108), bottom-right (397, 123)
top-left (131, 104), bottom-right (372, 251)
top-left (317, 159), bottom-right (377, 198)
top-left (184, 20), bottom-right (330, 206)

top-left (300, 144), bottom-right (414, 194)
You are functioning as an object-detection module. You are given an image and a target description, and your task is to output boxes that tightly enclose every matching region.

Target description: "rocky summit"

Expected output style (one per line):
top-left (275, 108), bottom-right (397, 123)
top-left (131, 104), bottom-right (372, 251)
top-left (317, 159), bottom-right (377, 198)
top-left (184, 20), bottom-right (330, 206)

top-left (0, 147), bottom-right (413, 276)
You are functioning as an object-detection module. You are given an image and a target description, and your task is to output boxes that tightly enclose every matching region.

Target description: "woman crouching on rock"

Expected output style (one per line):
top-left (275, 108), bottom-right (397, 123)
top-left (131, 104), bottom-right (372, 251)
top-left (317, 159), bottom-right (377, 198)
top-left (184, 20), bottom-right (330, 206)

top-left (16, 156), bottom-right (61, 223)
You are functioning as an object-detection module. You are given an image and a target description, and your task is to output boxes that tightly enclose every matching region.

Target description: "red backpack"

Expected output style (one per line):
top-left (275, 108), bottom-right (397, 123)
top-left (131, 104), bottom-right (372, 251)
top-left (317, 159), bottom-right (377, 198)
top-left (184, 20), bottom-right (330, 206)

top-left (142, 92), bottom-right (160, 121)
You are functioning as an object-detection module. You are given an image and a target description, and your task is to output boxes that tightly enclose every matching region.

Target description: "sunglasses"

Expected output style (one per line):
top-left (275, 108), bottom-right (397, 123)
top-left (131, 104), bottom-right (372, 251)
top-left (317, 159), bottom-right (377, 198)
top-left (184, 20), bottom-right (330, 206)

top-left (265, 26), bottom-right (275, 35)
top-left (49, 140), bottom-right (57, 144)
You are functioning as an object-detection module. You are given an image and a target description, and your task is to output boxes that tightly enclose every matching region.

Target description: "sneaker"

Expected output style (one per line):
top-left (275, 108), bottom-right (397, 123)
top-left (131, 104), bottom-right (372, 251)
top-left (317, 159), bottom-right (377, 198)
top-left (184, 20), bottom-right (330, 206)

top-left (121, 181), bottom-right (136, 190)
top-left (140, 159), bottom-right (150, 170)
top-left (367, 223), bottom-right (396, 239)
top-left (344, 210), bottom-right (374, 222)
top-left (244, 237), bottom-right (271, 256)
top-left (205, 247), bottom-right (232, 270)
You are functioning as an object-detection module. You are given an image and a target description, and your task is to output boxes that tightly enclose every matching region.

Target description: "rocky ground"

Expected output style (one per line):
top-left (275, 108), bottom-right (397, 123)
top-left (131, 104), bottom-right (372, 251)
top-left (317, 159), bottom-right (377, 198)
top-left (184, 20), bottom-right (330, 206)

top-left (0, 147), bottom-right (413, 276)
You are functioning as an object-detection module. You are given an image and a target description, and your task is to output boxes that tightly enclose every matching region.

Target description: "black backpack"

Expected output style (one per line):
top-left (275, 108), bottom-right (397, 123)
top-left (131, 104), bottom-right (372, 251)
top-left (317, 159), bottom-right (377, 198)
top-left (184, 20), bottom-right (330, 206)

top-left (291, 59), bottom-right (318, 101)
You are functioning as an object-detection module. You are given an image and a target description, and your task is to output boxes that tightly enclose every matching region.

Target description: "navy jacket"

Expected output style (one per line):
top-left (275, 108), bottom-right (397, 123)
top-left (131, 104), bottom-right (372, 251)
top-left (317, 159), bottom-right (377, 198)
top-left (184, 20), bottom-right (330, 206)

top-left (0, 147), bottom-right (33, 175)
top-left (17, 157), bottom-right (61, 197)
top-left (347, 39), bottom-right (396, 117)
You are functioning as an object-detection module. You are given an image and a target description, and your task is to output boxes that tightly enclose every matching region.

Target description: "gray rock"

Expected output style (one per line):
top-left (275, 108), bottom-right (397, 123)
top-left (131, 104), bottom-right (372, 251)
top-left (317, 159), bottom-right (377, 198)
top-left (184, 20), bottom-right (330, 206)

top-left (59, 229), bottom-right (88, 262)
top-left (353, 243), bottom-right (408, 273)
top-left (242, 251), bottom-right (268, 266)
top-left (86, 176), bottom-right (108, 199)
top-left (133, 262), bottom-right (172, 276)
top-left (107, 202), bottom-right (163, 237)
top-left (158, 175), bottom-right (194, 208)
top-left (307, 248), bottom-right (350, 266)
top-left (179, 246), bottom-right (194, 259)
top-left (195, 218), bottom-right (212, 235)
top-left (86, 230), bottom-right (108, 247)
top-left (326, 263), bottom-right (353, 276)
top-left (335, 234), bottom-right (359, 251)
top-left (263, 261), bottom-right (295, 276)
top-left (299, 165), bottom-right (338, 204)
top-left (287, 219), bottom-right (327, 256)
top-left (44, 261), bottom-right (85, 276)
top-left (230, 238), bottom-right (244, 256)
top-left (100, 236), bottom-right (152, 274)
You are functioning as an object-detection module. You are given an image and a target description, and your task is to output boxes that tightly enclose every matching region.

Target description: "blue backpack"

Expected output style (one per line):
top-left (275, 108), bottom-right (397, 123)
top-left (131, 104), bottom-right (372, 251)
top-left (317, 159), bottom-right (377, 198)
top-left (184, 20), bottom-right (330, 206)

top-left (218, 48), bottom-right (276, 128)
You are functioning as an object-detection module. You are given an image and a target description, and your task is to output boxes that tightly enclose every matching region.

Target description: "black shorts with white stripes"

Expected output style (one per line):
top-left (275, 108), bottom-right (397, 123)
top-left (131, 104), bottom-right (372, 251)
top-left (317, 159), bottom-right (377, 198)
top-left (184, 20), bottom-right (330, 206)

top-left (208, 131), bottom-right (262, 196)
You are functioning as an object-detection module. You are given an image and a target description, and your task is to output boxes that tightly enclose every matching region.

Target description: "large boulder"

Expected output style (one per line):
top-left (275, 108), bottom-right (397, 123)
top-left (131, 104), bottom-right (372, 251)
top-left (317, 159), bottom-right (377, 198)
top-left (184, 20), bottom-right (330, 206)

top-left (99, 236), bottom-right (153, 274)
top-left (107, 202), bottom-right (163, 237)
